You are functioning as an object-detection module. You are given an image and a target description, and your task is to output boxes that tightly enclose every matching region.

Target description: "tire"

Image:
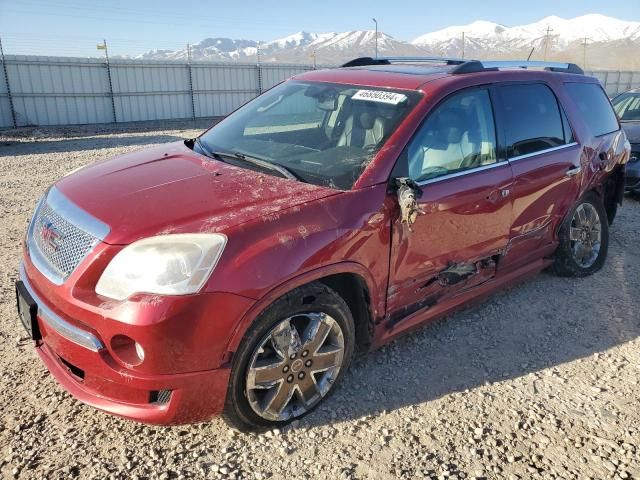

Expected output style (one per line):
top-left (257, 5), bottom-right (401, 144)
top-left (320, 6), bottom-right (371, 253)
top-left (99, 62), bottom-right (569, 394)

top-left (550, 192), bottom-right (609, 277)
top-left (604, 200), bottom-right (618, 226)
top-left (223, 282), bottom-right (355, 431)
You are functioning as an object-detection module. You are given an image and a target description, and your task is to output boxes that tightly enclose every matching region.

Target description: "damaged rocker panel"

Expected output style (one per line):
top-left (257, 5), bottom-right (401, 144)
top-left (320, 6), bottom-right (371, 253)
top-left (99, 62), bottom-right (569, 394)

top-left (387, 256), bottom-right (499, 328)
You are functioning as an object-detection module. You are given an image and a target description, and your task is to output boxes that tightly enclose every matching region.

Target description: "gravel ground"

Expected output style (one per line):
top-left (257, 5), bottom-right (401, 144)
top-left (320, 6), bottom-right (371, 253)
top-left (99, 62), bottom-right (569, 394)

top-left (0, 124), bottom-right (639, 480)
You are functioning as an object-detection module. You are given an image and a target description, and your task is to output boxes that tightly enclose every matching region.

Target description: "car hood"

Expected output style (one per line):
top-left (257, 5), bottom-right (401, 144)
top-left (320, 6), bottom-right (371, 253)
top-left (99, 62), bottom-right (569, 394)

top-left (55, 141), bottom-right (339, 244)
top-left (621, 121), bottom-right (640, 144)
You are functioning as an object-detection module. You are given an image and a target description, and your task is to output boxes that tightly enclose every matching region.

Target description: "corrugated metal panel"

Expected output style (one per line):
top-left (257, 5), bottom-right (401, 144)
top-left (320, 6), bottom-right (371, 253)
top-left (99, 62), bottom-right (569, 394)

top-left (2, 55), bottom-right (638, 129)
top-left (6, 55), bottom-right (112, 126)
top-left (0, 58), bottom-right (11, 127)
top-left (111, 61), bottom-right (192, 121)
top-left (586, 70), bottom-right (640, 97)
top-left (260, 64), bottom-right (314, 90)
top-left (195, 91), bottom-right (255, 117)
top-left (191, 62), bottom-right (258, 117)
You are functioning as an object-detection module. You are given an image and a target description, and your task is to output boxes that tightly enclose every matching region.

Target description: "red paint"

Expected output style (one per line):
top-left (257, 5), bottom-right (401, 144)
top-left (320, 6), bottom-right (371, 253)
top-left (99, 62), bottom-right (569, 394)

top-left (20, 65), bottom-right (628, 425)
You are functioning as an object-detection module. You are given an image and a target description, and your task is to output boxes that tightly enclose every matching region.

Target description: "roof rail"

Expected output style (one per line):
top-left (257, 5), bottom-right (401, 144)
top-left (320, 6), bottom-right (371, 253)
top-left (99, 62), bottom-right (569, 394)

top-left (341, 56), bottom-right (467, 68)
top-left (340, 57), bottom-right (584, 75)
top-left (451, 60), bottom-right (584, 75)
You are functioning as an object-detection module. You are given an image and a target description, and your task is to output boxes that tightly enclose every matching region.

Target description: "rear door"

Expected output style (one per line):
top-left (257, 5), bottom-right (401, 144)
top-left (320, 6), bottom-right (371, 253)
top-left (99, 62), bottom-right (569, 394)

top-left (387, 87), bottom-right (513, 323)
top-left (493, 83), bottom-right (582, 271)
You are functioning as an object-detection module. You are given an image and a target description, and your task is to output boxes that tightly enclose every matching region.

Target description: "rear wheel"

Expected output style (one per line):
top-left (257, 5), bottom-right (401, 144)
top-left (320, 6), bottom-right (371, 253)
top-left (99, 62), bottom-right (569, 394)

top-left (223, 282), bottom-right (355, 431)
top-left (551, 192), bottom-right (609, 277)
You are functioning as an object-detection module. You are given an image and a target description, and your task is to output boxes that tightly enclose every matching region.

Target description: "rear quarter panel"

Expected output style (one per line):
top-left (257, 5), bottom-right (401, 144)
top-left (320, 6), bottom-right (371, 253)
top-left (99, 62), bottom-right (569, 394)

top-left (554, 78), bottom-right (627, 197)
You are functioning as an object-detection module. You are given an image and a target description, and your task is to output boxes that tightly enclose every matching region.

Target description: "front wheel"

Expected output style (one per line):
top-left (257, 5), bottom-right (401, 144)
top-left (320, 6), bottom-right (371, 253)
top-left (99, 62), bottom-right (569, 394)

top-left (551, 192), bottom-right (609, 277)
top-left (223, 282), bottom-right (355, 431)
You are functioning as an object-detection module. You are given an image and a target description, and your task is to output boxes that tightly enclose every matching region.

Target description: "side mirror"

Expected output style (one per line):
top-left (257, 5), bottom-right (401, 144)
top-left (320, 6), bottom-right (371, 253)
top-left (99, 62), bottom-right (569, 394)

top-left (391, 177), bottom-right (424, 231)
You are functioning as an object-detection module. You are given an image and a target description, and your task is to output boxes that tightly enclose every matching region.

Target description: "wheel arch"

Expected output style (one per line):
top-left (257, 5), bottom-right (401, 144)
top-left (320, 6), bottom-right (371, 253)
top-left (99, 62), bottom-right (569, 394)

top-left (224, 262), bottom-right (380, 359)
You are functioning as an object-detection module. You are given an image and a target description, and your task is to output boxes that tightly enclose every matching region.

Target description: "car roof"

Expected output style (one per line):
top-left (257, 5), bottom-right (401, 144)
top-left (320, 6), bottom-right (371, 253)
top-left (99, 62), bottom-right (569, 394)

top-left (294, 64), bottom-right (453, 90)
top-left (294, 63), bottom-right (589, 92)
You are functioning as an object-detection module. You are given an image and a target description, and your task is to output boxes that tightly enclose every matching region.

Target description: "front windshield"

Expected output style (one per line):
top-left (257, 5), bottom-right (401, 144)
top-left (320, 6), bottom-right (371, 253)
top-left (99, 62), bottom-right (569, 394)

top-left (613, 93), bottom-right (640, 121)
top-left (197, 81), bottom-right (422, 189)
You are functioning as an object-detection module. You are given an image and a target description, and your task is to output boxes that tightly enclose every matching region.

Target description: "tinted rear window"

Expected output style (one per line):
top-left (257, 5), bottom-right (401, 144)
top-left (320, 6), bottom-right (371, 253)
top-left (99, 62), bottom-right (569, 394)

top-left (565, 83), bottom-right (619, 136)
top-left (496, 84), bottom-right (566, 158)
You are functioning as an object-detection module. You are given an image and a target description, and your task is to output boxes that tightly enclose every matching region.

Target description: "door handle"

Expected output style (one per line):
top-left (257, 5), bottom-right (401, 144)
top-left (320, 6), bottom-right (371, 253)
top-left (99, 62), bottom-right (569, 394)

top-left (486, 188), bottom-right (510, 203)
top-left (565, 166), bottom-right (581, 177)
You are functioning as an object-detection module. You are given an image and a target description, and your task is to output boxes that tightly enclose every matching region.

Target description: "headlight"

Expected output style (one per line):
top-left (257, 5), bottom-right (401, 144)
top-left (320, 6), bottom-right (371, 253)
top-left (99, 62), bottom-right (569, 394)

top-left (95, 234), bottom-right (227, 300)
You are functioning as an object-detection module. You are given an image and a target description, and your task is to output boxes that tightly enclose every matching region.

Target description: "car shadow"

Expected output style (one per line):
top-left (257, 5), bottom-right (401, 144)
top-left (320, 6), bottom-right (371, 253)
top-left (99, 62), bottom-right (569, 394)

top-left (303, 229), bottom-right (640, 428)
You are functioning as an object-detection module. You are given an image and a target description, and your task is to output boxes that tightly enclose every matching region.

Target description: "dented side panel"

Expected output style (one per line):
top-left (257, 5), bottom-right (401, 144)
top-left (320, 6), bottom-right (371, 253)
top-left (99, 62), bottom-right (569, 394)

top-left (386, 162), bottom-right (513, 325)
top-left (209, 184), bottom-right (393, 326)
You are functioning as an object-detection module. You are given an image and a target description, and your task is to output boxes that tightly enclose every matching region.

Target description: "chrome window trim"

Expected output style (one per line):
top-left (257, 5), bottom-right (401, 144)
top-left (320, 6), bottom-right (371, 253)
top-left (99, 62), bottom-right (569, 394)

top-left (416, 160), bottom-right (509, 187)
top-left (19, 262), bottom-right (104, 352)
top-left (507, 142), bottom-right (579, 163)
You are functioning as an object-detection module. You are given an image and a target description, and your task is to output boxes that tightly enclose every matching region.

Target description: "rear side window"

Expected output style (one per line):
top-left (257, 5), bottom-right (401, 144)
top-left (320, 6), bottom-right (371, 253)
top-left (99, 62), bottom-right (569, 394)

top-left (496, 84), bottom-right (566, 158)
top-left (565, 83), bottom-right (619, 136)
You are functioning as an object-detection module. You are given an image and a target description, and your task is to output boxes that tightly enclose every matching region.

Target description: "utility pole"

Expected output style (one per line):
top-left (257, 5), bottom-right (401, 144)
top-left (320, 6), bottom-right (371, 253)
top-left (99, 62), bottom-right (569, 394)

top-left (256, 41), bottom-right (262, 94)
top-left (97, 39), bottom-right (117, 123)
top-left (372, 18), bottom-right (378, 58)
top-left (581, 37), bottom-right (589, 69)
top-left (0, 36), bottom-right (17, 128)
top-left (543, 26), bottom-right (553, 61)
top-left (186, 43), bottom-right (196, 119)
top-left (310, 49), bottom-right (317, 69)
top-left (461, 31), bottom-right (465, 59)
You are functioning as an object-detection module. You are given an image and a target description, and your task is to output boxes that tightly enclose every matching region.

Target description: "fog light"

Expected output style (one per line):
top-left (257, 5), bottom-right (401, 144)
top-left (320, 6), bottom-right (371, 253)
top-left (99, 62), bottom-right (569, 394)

top-left (110, 334), bottom-right (145, 366)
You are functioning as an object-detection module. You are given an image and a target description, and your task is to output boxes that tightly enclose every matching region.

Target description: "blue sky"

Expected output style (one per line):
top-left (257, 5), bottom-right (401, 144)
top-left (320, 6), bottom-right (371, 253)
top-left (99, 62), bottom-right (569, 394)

top-left (1, 0), bottom-right (639, 57)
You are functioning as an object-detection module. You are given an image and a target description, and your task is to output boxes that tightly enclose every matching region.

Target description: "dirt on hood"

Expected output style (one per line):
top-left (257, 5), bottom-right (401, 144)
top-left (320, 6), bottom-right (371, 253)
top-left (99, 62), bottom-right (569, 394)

top-left (55, 141), bottom-right (339, 244)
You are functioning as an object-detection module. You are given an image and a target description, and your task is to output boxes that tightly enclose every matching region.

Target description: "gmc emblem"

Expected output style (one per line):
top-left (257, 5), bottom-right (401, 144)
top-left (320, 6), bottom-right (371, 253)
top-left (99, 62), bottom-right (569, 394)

top-left (40, 219), bottom-right (63, 251)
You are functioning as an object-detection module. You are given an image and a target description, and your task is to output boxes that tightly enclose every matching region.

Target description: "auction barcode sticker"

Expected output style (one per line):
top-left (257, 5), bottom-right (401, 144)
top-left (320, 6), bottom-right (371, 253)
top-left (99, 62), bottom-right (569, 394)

top-left (352, 89), bottom-right (407, 105)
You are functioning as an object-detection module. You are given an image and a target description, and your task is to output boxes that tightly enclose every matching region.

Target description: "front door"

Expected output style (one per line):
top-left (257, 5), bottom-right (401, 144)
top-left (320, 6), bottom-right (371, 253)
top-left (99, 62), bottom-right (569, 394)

top-left (387, 87), bottom-right (513, 325)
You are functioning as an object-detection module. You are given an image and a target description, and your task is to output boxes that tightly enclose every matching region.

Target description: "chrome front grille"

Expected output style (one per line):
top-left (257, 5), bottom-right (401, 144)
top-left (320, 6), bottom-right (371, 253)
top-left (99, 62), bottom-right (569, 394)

top-left (27, 187), bottom-right (110, 284)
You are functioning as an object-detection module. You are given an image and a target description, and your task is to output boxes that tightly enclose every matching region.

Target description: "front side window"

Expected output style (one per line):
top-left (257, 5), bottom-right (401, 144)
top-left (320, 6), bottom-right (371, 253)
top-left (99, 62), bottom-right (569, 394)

top-left (565, 83), bottom-right (620, 136)
top-left (198, 81), bottom-right (421, 189)
top-left (408, 88), bottom-right (497, 182)
top-left (496, 84), bottom-right (566, 158)
top-left (612, 92), bottom-right (640, 121)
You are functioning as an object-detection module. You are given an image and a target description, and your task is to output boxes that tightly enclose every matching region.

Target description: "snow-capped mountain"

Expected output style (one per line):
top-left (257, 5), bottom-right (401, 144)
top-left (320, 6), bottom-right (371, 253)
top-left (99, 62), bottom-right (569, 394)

top-left (133, 14), bottom-right (640, 69)
top-left (135, 30), bottom-right (422, 63)
top-left (412, 14), bottom-right (640, 57)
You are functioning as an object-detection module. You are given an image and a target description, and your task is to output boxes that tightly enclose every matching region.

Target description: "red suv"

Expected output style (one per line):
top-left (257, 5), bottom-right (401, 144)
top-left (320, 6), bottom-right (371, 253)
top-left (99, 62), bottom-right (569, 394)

top-left (16, 57), bottom-right (630, 430)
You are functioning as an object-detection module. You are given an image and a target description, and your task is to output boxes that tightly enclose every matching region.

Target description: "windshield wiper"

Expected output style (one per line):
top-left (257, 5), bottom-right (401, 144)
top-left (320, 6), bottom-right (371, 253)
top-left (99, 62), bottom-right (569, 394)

top-left (214, 150), bottom-right (303, 182)
top-left (193, 137), bottom-right (218, 159)
top-left (194, 138), bottom-right (304, 182)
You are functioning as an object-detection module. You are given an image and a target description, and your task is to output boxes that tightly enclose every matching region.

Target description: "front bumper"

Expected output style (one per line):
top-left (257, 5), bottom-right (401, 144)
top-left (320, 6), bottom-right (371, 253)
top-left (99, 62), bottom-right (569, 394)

top-left (36, 338), bottom-right (230, 425)
top-left (19, 257), bottom-right (254, 425)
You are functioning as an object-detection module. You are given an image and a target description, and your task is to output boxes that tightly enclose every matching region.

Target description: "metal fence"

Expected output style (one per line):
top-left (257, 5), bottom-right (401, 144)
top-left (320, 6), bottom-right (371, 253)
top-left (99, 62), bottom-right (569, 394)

top-left (1, 55), bottom-right (639, 129)
top-left (0, 55), bottom-right (320, 128)
top-left (585, 70), bottom-right (640, 98)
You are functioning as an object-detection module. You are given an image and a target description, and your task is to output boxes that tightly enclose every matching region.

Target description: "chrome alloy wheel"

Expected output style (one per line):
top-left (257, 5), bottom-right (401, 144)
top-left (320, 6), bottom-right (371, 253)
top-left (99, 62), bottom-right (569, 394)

top-left (245, 312), bottom-right (345, 422)
top-left (569, 203), bottom-right (602, 268)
